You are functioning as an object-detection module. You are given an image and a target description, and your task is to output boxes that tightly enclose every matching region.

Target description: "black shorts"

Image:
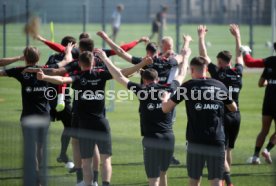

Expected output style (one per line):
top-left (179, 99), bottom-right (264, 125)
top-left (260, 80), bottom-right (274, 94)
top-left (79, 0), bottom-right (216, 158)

top-left (50, 103), bottom-right (72, 128)
top-left (224, 111), bottom-right (241, 149)
top-left (143, 133), bottom-right (175, 178)
top-left (78, 118), bottom-right (112, 159)
top-left (186, 142), bottom-right (225, 180)
top-left (262, 98), bottom-right (276, 118)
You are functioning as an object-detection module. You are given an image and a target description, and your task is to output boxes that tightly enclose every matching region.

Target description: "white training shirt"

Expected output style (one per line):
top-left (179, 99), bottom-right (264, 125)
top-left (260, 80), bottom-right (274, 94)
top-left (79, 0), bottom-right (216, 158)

top-left (112, 11), bottom-right (121, 28)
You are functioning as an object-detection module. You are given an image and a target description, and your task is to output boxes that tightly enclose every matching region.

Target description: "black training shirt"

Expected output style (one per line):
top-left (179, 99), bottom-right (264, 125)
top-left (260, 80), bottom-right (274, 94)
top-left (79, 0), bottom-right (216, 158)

top-left (127, 80), bottom-right (180, 137)
top-left (5, 67), bottom-right (50, 120)
top-left (171, 78), bottom-right (233, 146)
top-left (71, 69), bottom-right (112, 120)
top-left (261, 67), bottom-right (276, 102)
top-left (208, 63), bottom-right (242, 107)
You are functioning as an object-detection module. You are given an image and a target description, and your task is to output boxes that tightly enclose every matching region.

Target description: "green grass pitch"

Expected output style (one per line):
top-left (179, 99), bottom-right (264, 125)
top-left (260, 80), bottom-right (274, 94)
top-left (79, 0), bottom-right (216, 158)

top-left (0, 23), bottom-right (275, 185)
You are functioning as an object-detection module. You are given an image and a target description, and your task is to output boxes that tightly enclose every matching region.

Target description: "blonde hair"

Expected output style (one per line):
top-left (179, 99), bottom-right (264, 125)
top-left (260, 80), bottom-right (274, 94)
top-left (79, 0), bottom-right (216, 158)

top-left (162, 36), bottom-right (174, 49)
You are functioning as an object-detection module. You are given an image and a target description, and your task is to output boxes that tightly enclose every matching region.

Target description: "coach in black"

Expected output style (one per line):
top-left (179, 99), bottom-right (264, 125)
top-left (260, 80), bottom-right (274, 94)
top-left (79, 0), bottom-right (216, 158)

top-left (0, 46), bottom-right (50, 186)
top-left (162, 57), bottom-right (237, 186)
top-left (96, 44), bottom-right (190, 186)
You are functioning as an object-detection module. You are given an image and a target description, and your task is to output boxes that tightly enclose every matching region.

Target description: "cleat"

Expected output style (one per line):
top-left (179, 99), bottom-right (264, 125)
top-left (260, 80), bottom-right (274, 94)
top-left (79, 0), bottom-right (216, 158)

top-left (56, 154), bottom-right (69, 163)
top-left (239, 45), bottom-right (252, 55)
top-left (76, 181), bottom-right (85, 186)
top-left (261, 149), bottom-right (272, 164)
top-left (170, 156), bottom-right (180, 165)
top-left (252, 156), bottom-right (261, 165)
top-left (91, 181), bottom-right (98, 186)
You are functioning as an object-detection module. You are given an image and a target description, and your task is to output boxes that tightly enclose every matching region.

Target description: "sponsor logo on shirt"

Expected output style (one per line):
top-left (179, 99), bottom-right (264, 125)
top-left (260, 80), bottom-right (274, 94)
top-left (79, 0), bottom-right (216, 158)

top-left (81, 92), bottom-right (104, 100)
top-left (194, 103), bottom-right (220, 111)
top-left (147, 103), bottom-right (162, 111)
top-left (268, 79), bottom-right (276, 85)
top-left (23, 73), bottom-right (31, 79)
top-left (80, 78), bottom-right (101, 86)
top-left (25, 86), bottom-right (47, 93)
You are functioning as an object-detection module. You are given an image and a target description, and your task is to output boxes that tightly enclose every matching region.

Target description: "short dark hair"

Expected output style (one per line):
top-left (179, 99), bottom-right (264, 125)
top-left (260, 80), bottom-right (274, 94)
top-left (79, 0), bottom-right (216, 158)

top-left (79, 51), bottom-right (94, 67)
top-left (141, 68), bottom-right (158, 81)
top-left (79, 38), bottom-right (94, 52)
top-left (216, 50), bottom-right (232, 63)
top-left (190, 57), bottom-right (208, 72)
top-left (61, 36), bottom-right (76, 47)
top-left (79, 32), bottom-right (90, 40)
top-left (146, 42), bottom-right (158, 54)
top-left (23, 46), bottom-right (40, 65)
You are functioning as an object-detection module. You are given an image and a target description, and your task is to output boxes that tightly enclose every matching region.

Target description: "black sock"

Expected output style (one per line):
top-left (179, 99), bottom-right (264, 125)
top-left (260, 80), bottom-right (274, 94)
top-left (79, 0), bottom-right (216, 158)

top-left (266, 142), bottom-right (275, 152)
top-left (60, 129), bottom-right (70, 156)
top-left (102, 181), bottom-right (110, 186)
top-left (93, 171), bottom-right (99, 182)
top-left (254, 146), bottom-right (261, 156)
top-left (223, 171), bottom-right (232, 185)
top-left (76, 168), bottom-right (83, 183)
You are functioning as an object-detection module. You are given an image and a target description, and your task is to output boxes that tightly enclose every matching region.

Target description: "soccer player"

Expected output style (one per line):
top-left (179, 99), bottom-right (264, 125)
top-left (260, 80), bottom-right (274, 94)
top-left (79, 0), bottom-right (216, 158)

top-left (162, 56), bottom-right (237, 186)
top-left (247, 67), bottom-right (276, 164)
top-left (43, 36), bottom-right (77, 166)
top-left (0, 46), bottom-right (50, 186)
top-left (111, 4), bottom-right (124, 41)
top-left (36, 50), bottom-right (152, 186)
top-left (97, 31), bottom-right (189, 165)
top-left (95, 41), bottom-right (190, 186)
top-left (149, 5), bottom-right (168, 43)
top-left (197, 24), bottom-right (243, 186)
top-left (98, 31), bottom-right (186, 165)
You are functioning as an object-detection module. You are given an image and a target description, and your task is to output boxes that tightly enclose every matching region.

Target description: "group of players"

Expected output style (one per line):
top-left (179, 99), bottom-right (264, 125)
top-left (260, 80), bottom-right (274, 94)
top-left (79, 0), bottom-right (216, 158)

top-left (0, 23), bottom-right (275, 186)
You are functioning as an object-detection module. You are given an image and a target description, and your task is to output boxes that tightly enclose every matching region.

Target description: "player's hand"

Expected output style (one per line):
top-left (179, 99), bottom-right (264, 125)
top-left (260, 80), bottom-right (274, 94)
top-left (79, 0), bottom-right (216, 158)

top-left (36, 69), bottom-right (45, 80)
top-left (97, 31), bottom-right (109, 40)
top-left (161, 91), bottom-right (171, 102)
top-left (183, 34), bottom-right (192, 43)
top-left (19, 55), bottom-right (25, 61)
top-left (65, 42), bottom-right (74, 53)
top-left (94, 49), bottom-right (108, 61)
top-left (197, 25), bottom-right (208, 38)
top-left (143, 56), bottom-right (153, 65)
top-left (181, 47), bottom-right (192, 57)
top-left (229, 24), bottom-right (240, 38)
top-left (34, 34), bottom-right (46, 42)
top-left (138, 37), bottom-right (150, 44)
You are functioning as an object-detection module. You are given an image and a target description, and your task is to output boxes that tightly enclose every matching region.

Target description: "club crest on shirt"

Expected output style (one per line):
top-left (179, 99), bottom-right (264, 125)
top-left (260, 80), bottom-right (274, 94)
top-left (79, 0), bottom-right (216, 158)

top-left (195, 103), bottom-right (203, 111)
top-left (23, 73), bottom-right (31, 79)
top-left (80, 78), bottom-right (88, 86)
top-left (219, 72), bottom-right (226, 79)
top-left (25, 86), bottom-right (32, 93)
top-left (147, 103), bottom-right (155, 111)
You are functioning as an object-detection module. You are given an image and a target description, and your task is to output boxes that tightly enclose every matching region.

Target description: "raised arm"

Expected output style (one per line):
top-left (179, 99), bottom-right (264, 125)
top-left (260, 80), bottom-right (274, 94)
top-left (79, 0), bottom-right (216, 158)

top-left (0, 56), bottom-right (24, 67)
top-left (97, 31), bottom-right (133, 63)
top-left (36, 69), bottom-right (73, 85)
top-left (121, 57), bottom-right (153, 77)
top-left (94, 49), bottom-right (130, 88)
top-left (197, 25), bottom-right (211, 63)
top-left (56, 43), bottom-right (74, 68)
top-left (35, 34), bottom-right (66, 53)
top-left (230, 24), bottom-right (243, 65)
top-left (174, 47), bottom-right (191, 84)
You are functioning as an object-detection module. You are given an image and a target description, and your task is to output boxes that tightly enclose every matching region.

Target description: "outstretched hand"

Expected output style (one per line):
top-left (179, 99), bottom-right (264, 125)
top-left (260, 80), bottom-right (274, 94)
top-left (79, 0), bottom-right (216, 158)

top-left (65, 42), bottom-right (74, 53)
top-left (94, 49), bottom-right (108, 61)
top-left (36, 69), bottom-right (45, 80)
top-left (229, 24), bottom-right (240, 38)
top-left (183, 34), bottom-right (192, 43)
top-left (139, 37), bottom-right (150, 44)
top-left (97, 31), bottom-right (109, 40)
top-left (197, 25), bottom-right (208, 38)
top-left (143, 56), bottom-right (153, 65)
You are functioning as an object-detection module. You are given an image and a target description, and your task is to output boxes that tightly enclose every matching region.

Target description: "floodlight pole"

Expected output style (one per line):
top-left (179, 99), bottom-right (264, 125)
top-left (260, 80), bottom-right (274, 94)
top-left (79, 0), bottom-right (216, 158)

top-left (249, 0), bottom-right (254, 56)
top-left (102, 0), bottom-right (106, 48)
top-left (272, 0), bottom-right (276, 55)
top-left (26, 0), bottom-right (29, 46)
top-left (3, 3), bottom-right (6, 58)
top-left (175, 0), bottom-right (181, 53)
